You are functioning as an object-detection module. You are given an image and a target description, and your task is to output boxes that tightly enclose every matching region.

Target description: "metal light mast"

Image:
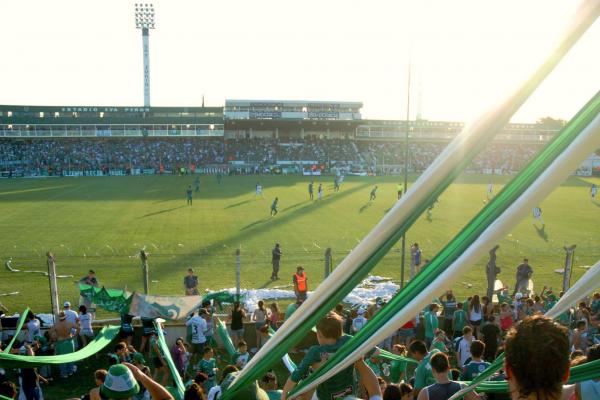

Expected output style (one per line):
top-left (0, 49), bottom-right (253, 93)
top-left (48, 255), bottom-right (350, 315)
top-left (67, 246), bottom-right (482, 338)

top-left (135, 3), bottom-right (155, 107)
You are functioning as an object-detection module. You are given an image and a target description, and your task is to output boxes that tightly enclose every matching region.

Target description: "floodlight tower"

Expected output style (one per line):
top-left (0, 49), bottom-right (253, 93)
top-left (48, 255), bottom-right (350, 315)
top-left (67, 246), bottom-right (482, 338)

top-left (135, 3), bottom-right (155, 108)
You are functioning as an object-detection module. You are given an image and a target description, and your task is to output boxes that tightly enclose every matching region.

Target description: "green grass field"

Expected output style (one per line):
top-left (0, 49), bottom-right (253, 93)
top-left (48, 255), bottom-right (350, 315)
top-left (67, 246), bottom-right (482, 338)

top-left (0, 173), bottom-right (599, 315)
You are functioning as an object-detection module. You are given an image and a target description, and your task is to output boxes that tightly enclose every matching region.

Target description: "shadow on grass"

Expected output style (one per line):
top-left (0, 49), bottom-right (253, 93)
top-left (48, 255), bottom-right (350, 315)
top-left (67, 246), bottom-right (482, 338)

top-left (359, 202), bottom-right (372, 213)
top-left (224, 199), bottom-right (254, 209)
top-left (140, 205), bottom-right (187, 218)
top-left (151, 181), bottom-right (372, 280)
top-left (534, 224), bottom-right (549, 242)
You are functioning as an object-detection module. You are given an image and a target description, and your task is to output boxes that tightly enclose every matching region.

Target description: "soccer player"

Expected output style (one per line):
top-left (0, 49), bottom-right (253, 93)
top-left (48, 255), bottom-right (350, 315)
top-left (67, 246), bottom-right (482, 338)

top-left (308, 181), bottom-right (314, 200)
top-left (333, 176), bottom-right (340, 192)
top-left (317, 183), bottom-right (323, 200)
top-left (591, 183), bottom-right (597, 200)
top-left (532, 206), bottom-right (544, 225)
top-left (397, 183), bottom-right (404, 200)
top-left (194, 176), bottom-right (200, 192)
top-left (186, 185), bottom-right (193, 206)
top-left (370, 186), bottom-right (378, 201)
top-left (255, 182), bottom-right (263, 198)
top-left (487, 181), bottom-right (493, 199)
top-left (271, 243), bottom-right (282, 280)
top-left (270, 197), bottom-right (279, 216)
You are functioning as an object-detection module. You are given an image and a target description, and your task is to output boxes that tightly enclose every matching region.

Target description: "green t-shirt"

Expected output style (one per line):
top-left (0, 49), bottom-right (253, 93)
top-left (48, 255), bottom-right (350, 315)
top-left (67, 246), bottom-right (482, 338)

top-left (453, 309), bottom-right (467, 332)
top-left (424, 311), bottom-right (439, 339)
top-left (267, 390), bottom-right (282, 400)
top-left (365, 358), bottom-right (382, 377)
top-left (291, 334), bottom-right (355, 399)
top-left (390, 359), bottom-right (407, 383)
top-left (461, 360), bottom-right (490, 381)
top-left (498, 294), bottom-right (512, 305)
top-left (413, 349), bottom-right (441, 390)
top-left (285, 303), bottom-right (298, 319)
top-left (431, 340), bottom-right (447, 353)
top-left (198, 357), bottom-right (217, 379)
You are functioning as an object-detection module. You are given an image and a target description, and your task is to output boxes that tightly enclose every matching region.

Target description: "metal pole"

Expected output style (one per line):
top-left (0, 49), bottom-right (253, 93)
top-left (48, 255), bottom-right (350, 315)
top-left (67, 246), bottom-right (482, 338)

top-left (142, 28), bottom-right (151, 107)
top-left (140, 250), bottom-right (149, 294)
top-left (235, 248), bottom-right (241, 302)
top-left (46, 252), bottom-right (59, 322)
top-left (562, 245), bottom-right (576, 292)
top-left (400, 60), bottom-right (411, 289)
top-left (324, 248), bottom-right (332, 279)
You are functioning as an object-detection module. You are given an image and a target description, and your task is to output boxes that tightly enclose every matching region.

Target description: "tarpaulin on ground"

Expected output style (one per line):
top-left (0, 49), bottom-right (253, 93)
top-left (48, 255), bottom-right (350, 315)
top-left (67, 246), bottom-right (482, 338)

top-left (126, 292), bottom-right (203, 320)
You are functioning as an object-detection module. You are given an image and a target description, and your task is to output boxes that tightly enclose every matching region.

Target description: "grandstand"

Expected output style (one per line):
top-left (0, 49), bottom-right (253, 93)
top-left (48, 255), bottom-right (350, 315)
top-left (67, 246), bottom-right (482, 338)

top-left (3, 100), bottom-right (591, 179)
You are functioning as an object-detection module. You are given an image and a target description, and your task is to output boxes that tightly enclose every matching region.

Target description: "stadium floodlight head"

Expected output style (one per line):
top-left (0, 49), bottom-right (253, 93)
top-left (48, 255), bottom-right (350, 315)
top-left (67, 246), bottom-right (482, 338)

top-left (134, 3), bottom-right (155, 107)
top-left (135, 3), bottom-right (155, 30)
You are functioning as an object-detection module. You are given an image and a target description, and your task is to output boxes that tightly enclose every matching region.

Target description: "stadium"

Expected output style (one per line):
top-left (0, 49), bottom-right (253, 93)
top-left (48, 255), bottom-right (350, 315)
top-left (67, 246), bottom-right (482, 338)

top-left (1, 1), bottom-right (600, 400)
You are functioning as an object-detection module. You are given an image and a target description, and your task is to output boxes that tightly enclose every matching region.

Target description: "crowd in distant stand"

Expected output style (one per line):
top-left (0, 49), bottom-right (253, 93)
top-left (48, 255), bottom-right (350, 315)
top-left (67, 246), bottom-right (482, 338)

top-left (0, 137), bottom-right (545, 176)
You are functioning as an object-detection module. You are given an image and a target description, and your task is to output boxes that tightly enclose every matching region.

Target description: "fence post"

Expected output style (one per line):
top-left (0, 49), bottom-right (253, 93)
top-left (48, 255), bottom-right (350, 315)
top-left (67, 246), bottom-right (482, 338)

top-left (562, 245), bottom-right (576, 293)
top-left (46, 252), bottom-right (59, 322)
top-left (324, 248), bottom-right (332, 279)
top-left (236, 248), bottom-right (241, 302)
top-left (140, 249), bottom-right (149, 294)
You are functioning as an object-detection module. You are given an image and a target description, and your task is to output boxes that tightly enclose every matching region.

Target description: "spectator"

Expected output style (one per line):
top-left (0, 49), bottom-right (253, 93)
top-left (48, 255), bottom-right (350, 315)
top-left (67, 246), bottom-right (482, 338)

top-left (352, 308), bottom-right (368, 333)
top-left (383, 382), bottom-right (413, 400)
top-left (184, 383), bottom-right (206, 400)
top-left (504, 315), bottom-right (569, 400)
top-left (228, 302), bottom-right (246, 345)
top-left (79, 305), bottom-right (94, 347)
top-left (88, 369), bottom-right (108, 400)
top-left (252, 301), bottom-right (270, 350)
top-left (172, 337), bottom-right (189, 378)
top-left (439, 290), bottom-right (457, 338)
top-left (461, 340), bottom-right (490, 381)
top-left (0, 381), bottom-right (17, 399)
top-left (186, 309), bottom-right (208, 368)
top-left (424, 304), bottom-right (440, 348)
top-left (416, 352), bottom-right (480, 400)
top-left (184, 268), bottom-right (199, 296)
top-left (50, 311), bottom-right (78, 378)
top-left (98, 363), bottom-right (173, 400)
top-left (259, 371), bottom-right (282, 400)
top-left (409, 340), bottom-right (440, 397)
top-left (468, 295), bottom-right (483, 338)
top-left (480, 316), bottom-right (500, 362)
top-left (281, 311), bottom-right (381, 400)
top-left (268, 303), bottom-right (280, 331)
top-left (456, 326), bottom-right (474, 367)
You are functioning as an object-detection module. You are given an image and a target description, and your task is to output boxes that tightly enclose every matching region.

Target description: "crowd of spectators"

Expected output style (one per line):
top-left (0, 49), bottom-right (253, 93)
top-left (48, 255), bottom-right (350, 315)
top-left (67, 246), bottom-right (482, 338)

top-left (0, 137), bottom-right (547, 177)
top-left (0, 273), bottom-right (599, 399)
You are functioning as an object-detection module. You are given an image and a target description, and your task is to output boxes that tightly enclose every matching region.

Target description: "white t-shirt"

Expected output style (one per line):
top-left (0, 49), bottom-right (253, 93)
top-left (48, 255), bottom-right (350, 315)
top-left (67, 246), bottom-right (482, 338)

top-left (352, 316), bottom-right (368, 333)
top-left (26, 319), bottom-right (41, 343)
top-left (458, 336), bottom-right (472, 366)
top-left (207, 385), bottom-right (221, 400)
top-left (79, 313), bottom-right (93, 333)
top-left (64, 309), bottom-right (79, 324)
top-left (186, 316), bottom-right (208, 344)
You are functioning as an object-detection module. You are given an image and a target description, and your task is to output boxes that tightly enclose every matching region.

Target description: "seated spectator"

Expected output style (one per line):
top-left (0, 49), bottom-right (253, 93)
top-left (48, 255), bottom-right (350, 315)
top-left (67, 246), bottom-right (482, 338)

top-left (416, 352), bottom-right (480, 400)
top-left (504, 315), bottom-right (570, 400)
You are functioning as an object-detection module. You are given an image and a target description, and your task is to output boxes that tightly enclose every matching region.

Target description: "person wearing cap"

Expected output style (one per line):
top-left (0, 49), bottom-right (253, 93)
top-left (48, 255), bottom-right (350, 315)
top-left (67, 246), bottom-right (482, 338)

top-left (293, 266), bottom-right (308, 302)
top-left (63, 301), bottom-right (79, 325)
top-left (50, 311), bottom-right (79, 378)
top-left (95, 362), bottom-right (173, 400)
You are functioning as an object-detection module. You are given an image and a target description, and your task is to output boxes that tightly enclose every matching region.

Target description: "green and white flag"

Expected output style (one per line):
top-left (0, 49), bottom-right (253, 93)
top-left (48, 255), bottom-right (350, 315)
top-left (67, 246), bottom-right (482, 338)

top-left (127, 292), bottom-right (202, 320)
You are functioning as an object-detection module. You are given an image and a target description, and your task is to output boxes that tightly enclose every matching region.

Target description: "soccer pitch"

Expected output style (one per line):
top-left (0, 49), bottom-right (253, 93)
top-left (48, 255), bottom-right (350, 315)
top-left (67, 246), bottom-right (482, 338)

top-left (0, 173), bottom-right (599, 314)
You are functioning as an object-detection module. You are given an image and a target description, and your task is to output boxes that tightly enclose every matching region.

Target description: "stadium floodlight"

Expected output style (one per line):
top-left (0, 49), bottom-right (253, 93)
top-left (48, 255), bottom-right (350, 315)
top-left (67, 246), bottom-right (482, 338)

top-left (134, 3), bottom-right (155, 107)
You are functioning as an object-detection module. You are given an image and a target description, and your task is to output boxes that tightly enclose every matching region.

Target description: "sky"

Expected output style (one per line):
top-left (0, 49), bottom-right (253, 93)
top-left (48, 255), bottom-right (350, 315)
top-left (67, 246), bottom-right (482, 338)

top-left (1, 0), bottom-right (599, 123)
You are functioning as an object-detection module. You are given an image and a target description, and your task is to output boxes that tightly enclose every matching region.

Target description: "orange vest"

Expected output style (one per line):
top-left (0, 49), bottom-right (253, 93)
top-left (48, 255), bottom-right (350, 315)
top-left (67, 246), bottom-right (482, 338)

top-left (295, 272), bottom-right (307, 292)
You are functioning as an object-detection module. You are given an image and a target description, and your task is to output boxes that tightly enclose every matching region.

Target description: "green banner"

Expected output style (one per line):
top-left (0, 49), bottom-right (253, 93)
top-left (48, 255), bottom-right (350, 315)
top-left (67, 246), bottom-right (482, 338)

top-left (154, 321), bottom-right (185, 399)
top-left (0, 325), bottom-right (120, 368)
